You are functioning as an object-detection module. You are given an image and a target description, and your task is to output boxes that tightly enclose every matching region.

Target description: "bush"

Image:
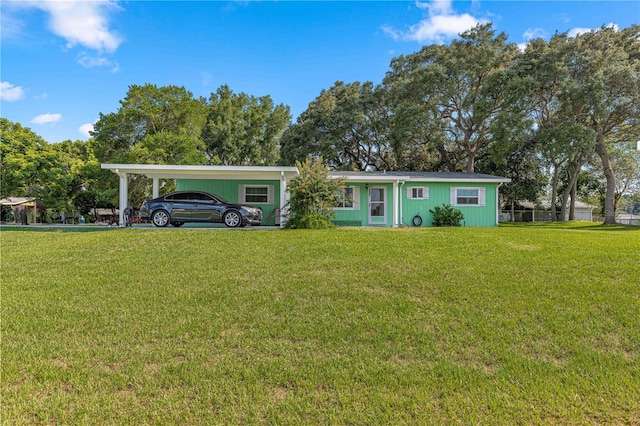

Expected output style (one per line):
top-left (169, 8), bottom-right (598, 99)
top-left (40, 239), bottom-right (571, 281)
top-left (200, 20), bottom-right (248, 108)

top-left (284, 156), bottom-right (344, 229)
top-left (430, 204), bottom-right (464, 227)
top-left (285, 211), bottom-right (335, 229)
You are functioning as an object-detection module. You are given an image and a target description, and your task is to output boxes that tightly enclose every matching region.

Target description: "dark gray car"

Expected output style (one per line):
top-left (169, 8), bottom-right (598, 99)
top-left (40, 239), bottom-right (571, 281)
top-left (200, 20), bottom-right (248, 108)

top-left (139, 190), bottom-right (263, 228)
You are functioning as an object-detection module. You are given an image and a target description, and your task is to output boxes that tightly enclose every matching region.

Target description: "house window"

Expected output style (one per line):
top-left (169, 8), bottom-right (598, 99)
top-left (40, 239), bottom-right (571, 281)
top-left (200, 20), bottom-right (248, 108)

top-left (407, 186), bottom-right (429, 200)
top-left (336, 186), bottom-right (359, 210)
top-left (239, 185), bottom-right (274, 204)
top-left (450, 187), bottom-right (486, 206)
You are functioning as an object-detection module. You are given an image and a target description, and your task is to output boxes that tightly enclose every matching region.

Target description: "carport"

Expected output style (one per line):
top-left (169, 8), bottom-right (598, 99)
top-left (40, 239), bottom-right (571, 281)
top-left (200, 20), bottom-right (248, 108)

top-left (101, 164), bottom-right (299, 227)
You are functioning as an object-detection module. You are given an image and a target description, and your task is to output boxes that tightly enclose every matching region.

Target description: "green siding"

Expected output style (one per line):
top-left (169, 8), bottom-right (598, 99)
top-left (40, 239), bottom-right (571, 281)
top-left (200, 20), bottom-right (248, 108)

top-left (334, 182), bottom-right (499, 227)
top-left (177, 179), bottom-right (281, 226)
top-left (402, 182), bottom-right (499, 227)
top-left (178, 178), bottom-right (500, 228)
top-left (333, 183), bottom-right (368, 226)
top-left (333, 183), bottom-right (394, 227)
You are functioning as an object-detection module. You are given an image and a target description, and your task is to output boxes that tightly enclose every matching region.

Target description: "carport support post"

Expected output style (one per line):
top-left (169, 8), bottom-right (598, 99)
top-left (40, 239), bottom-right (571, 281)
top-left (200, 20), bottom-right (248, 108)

top-left (392, 180), bottom-right (399, 227)
top-left (280, 171), bottom-right (288, 228)
top-left (118, 171), bottom-right (128, 227)
top-left (152, 178), bottom-right (159, 199)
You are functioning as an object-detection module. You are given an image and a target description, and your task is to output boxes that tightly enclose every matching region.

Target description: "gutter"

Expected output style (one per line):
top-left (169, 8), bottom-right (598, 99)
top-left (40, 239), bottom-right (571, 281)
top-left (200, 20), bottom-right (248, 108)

top-left (496, 182), bottom-right (503, 226)
top-left (399, 180), bottom-right (405, 227)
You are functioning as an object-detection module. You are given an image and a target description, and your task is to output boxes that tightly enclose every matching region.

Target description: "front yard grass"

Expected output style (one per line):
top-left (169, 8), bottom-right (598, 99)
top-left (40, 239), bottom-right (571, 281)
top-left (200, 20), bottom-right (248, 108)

top-left (2, 223), bottom-right (639, 424)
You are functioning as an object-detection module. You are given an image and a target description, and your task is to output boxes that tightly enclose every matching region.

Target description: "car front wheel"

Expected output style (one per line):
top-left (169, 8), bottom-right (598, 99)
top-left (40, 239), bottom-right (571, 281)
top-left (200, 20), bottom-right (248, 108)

top-left (223, 210), bottom-right (242, 228)
top-left (151, 210), bottom-right (170, 227)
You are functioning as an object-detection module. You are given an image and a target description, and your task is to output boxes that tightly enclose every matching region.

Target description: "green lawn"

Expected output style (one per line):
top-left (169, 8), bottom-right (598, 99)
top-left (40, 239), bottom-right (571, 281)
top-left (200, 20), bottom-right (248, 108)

top-left (2, 223), bottom-right (639, 425)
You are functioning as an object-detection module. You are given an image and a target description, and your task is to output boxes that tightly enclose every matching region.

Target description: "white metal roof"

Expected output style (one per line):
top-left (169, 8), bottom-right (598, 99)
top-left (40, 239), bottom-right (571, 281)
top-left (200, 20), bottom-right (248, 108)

top-left (101, 164), bottom-right (510, 183)
top-left (101, 164), bottom-right (299, 180)
top-left (329, 170), bottom-right (511, 183)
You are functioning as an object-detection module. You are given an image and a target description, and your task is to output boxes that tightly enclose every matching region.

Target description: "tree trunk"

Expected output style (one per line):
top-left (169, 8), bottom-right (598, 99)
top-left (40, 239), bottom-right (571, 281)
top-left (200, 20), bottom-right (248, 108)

top-left (595, 134), bottom-right (617, 224)
top-left (466, 154), bottom-right (475, 173)
top-left (550, 166), bottom-right (559, 221)
top-left (560, 160), bottom-right (583, 222)
top-left (569, 179), bottom-right (577, 221)
top-left (435, 145), bottom-right (457, 172)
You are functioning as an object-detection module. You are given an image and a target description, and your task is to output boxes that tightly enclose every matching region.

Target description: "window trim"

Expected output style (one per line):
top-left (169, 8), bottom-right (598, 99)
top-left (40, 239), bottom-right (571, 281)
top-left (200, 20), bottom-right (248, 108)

top-left (450, 187), bottom-right (486, 206)
top-left (406, 186), bottom-right (430, 200)
top-left (239, 184), bottom-right (274, 204)
top-left (335, 186), bottom-right (360, 210)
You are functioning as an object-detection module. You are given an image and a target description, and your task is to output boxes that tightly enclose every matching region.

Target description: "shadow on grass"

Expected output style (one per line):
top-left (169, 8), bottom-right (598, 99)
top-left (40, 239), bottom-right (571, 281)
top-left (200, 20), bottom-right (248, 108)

top-left (499, 221), bottom-right (640, 232)
top-left (0, 225), bottom-right (122, 233)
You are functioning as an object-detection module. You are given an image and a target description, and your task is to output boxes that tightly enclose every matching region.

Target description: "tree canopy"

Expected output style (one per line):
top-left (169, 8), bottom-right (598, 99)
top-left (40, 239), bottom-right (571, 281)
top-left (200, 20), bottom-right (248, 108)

top-left (385, 24), bottom-right (526, 173)
top-left (280, 81), bottom-right (393, 171)
top-left (202, 85), bottom-right (290, 166)
top-left (3, 23), bottom-right (639, 224)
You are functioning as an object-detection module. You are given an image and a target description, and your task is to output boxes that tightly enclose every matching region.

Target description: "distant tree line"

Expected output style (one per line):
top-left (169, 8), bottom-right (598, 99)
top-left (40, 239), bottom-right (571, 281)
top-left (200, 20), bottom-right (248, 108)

top-left (1, 24), bottom-right (638, 224)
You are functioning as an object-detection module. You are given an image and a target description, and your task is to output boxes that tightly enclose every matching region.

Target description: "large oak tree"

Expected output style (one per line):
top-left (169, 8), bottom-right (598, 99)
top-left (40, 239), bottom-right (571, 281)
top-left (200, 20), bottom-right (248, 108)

top-left (280, 81), bottom-right (393, 171)
top-left (570, 25), bottom-right (640, 224)
top-left (202, 85), bottom-right (290, 166)
top-left (384, 24), bottom-right (525, 173)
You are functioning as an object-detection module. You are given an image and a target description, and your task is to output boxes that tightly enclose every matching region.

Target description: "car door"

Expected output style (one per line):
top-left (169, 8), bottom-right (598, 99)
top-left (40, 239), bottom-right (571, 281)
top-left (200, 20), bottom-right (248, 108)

top-left (165, 193), bottom-right (192, 221)
top-left (190, 192), bottom-right (224, 222)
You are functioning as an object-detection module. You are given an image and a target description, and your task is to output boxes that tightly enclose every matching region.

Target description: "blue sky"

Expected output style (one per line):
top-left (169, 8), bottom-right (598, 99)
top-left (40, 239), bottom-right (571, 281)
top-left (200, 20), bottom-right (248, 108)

top-left (2, 1), bottom-right (639, 144)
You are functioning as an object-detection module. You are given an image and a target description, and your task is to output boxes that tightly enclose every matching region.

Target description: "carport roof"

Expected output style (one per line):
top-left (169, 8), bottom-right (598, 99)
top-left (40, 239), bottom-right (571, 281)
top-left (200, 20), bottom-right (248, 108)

top-left (101, 164), bottom-right (299, 180)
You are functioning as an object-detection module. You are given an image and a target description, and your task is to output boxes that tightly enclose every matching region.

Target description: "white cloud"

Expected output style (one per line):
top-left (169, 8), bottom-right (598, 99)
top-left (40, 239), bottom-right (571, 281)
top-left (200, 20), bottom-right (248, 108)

top-left (79, 55), bottom-right (111, 68)
top-left (518, 28), bottom-right (547, 52)
top-left (78, 123), bottom-right (94, 138)
top-left (0, 8), bottom-right (25, 40)
top-left (568, 23), bottom-right (618, 38)
top-left (523, 28), bottom-right (546, 41)
top-left (31, 113), bottom-right (62, 124)
top-left (28, 0), bottom-right (122, 52)
top-left (417, 0), bottom-right (452, 15)
top-left (407, 14), bottom-right (482, 43)
top-left (518, 24), bottom-right (620, 52)
top-left (0, 81), bottom-right (25, 101)
top-left (568, 27), bottom-right (593, 38)
top-left (383, 0), bottom-right (484, 44)
top-left (78, 53), bottom-right (120, 72)
top-left (381, 25), bottom-right (402, 41)
top-left (45, 0), bottom-right (122, 52)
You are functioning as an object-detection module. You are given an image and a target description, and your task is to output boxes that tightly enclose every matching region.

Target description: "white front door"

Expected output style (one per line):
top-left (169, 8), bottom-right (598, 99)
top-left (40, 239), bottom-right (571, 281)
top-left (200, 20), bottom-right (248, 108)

top-left (368, 187), bottom-right (386, 225)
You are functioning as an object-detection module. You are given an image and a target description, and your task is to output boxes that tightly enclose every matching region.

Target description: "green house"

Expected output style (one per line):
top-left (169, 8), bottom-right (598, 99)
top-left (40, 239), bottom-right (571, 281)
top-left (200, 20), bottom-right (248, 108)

top-left (328, 171), bottom-right (509, 228)
top-left (102, 164), bottom-right (509, 227)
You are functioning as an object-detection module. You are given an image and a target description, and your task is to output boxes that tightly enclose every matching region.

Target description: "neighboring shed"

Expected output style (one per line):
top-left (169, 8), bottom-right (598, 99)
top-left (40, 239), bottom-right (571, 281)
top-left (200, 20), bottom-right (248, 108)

top-left (0, 197), bottom-right (47, 224)
top-left (616, 213), bottom-right (640, 225)
top-left (511, 200), bottom-right (596, 222)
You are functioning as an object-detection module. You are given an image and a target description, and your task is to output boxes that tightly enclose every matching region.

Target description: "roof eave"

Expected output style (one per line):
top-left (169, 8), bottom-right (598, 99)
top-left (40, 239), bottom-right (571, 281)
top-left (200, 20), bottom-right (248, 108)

top-left (329, 172), bottom-right (510, 184)
top-left (101, 164), bottom-right (300, 180)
